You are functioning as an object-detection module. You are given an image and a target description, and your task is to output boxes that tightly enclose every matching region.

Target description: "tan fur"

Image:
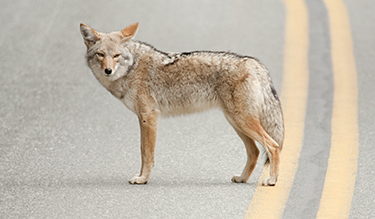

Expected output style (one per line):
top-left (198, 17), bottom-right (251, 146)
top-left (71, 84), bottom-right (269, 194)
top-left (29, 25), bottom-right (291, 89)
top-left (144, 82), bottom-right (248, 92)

top-left (121, 22), bottom-right (139, 37)
top-left (80, 23), bottom-right (284, 185)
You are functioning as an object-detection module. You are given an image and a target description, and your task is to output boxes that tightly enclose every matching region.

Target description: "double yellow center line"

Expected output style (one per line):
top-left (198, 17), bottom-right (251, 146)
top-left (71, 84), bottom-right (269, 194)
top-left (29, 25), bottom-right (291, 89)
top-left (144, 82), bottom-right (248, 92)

top-left (245, 0), bottom-right (359, 218)
top-left (317, 0), bottom-right (359, 218)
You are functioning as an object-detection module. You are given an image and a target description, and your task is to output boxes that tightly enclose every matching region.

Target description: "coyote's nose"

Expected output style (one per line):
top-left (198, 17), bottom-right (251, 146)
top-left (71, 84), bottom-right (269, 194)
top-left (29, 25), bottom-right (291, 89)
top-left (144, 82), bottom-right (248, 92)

top-left (104, 68), bottom-right (112, 75)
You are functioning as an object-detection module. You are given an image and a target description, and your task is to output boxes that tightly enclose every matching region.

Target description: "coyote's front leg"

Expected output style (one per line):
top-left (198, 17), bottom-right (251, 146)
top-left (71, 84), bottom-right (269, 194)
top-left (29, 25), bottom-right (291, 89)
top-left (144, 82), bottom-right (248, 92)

top-left (129, 109), bottom-right (159, 184)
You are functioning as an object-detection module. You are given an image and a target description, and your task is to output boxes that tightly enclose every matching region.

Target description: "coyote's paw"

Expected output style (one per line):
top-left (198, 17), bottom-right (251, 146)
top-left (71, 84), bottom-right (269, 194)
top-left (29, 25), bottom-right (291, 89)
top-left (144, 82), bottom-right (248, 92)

top-left (262, 176), bottom-right (277, 186)
top-left (231, 174), bottom-right (247, 183)
top-left (129, 175), bottom-right (148, 184)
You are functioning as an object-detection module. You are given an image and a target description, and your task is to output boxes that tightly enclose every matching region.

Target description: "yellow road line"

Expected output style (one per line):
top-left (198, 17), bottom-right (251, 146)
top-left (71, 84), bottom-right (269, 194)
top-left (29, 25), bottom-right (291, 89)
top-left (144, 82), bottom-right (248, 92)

top-left (317, 0), bottom-right (359, 218)
top-left (245, 0), bottom-right (309, 218)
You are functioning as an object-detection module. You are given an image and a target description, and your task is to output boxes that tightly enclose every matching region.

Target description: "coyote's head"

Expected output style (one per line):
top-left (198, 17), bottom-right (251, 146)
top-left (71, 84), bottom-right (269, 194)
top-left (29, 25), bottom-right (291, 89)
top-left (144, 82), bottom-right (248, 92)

top-left (80, 23), bottom-right (139, 83)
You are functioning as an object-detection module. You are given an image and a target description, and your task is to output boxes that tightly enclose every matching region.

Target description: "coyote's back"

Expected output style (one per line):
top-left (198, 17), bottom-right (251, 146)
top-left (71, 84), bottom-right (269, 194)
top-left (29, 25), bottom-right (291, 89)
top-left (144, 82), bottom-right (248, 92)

top-left (80, 22), bottom-right (284, 186)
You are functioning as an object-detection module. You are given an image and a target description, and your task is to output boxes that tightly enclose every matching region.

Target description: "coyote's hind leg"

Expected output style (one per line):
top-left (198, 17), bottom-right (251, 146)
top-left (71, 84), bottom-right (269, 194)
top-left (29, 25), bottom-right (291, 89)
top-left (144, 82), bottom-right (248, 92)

top-left (226, 114), bottom-right (280, 186)
top-left (231, 127), bottom-right (260, 183)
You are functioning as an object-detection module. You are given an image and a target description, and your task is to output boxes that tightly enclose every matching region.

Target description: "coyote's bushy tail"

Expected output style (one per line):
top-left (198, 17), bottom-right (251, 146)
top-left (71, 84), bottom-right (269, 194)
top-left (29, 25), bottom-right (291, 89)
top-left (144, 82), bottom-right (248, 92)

top-left (260, 81), bottom-right (284, 165)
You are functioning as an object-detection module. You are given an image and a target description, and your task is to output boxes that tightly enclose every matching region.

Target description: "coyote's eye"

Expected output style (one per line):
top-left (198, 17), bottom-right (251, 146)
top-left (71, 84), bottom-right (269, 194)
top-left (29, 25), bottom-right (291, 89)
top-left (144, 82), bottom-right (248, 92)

top-left (114, 54), bottom-right (121, 58)
top-left (96, 53), bottom-right (104, 58)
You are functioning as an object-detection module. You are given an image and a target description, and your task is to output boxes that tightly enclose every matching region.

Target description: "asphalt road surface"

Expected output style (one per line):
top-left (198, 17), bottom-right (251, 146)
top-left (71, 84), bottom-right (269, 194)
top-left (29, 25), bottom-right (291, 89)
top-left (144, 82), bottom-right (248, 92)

top-left (1, 0), bottom-right (374, 218)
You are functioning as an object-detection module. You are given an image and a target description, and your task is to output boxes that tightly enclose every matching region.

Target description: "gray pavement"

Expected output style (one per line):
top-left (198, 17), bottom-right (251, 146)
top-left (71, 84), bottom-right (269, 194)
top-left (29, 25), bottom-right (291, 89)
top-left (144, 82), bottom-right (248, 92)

top-left (1, 0), bottom-right (374, 218)
top-left (346, 0), bottom-right (375, 217)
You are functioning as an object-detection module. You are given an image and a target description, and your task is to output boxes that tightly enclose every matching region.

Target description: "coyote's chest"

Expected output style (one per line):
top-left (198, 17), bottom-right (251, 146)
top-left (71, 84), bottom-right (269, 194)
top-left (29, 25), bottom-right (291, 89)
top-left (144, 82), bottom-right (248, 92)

top-left (107, 82), bottom-right (137, 113)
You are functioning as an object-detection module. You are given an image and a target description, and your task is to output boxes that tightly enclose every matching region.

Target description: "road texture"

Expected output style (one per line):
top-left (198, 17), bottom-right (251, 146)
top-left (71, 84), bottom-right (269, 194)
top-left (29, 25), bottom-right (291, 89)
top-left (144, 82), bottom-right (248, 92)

top-left (0, 0), bottom-right (374, 218)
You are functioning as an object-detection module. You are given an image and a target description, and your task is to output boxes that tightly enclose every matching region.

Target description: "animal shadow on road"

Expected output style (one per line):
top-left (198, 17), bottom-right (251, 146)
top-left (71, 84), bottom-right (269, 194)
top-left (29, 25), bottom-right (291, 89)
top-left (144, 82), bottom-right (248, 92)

top-left (3, 176), bottom-right (257, 189)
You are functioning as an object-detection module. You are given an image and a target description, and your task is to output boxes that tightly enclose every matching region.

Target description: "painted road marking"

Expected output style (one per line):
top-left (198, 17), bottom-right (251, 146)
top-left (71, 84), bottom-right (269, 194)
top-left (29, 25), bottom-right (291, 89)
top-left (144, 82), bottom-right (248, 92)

top-left (282, 0), bottom-right (334, 216)
top-left (245, 0), bottom-right (309, 218)
top-left (317, 0), bottom-right (359, 218)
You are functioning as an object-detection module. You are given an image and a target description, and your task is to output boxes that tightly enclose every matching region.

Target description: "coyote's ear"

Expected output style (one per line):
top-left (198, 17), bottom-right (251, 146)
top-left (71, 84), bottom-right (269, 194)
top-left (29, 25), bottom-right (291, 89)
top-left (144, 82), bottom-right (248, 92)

top-left (80, 23), bottom-right (100, 48)
top-left (121, 22), bottom-right (139, 40)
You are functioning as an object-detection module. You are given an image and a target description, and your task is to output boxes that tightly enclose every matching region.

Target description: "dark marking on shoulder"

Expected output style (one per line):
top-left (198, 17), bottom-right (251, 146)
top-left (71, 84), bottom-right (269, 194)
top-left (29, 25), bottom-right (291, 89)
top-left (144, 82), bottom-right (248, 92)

top-left (164, 57), bottom-right (180, 66)
top-left (270, 84), bottom-right (279, 101)
top-left (180, 51), bottom-right (195, 56)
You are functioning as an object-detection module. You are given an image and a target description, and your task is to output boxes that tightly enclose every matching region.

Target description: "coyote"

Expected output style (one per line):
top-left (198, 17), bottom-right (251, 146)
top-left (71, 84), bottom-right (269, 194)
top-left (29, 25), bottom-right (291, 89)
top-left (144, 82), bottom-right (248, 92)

top-left (80, 22), bottom-right (284, 186)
